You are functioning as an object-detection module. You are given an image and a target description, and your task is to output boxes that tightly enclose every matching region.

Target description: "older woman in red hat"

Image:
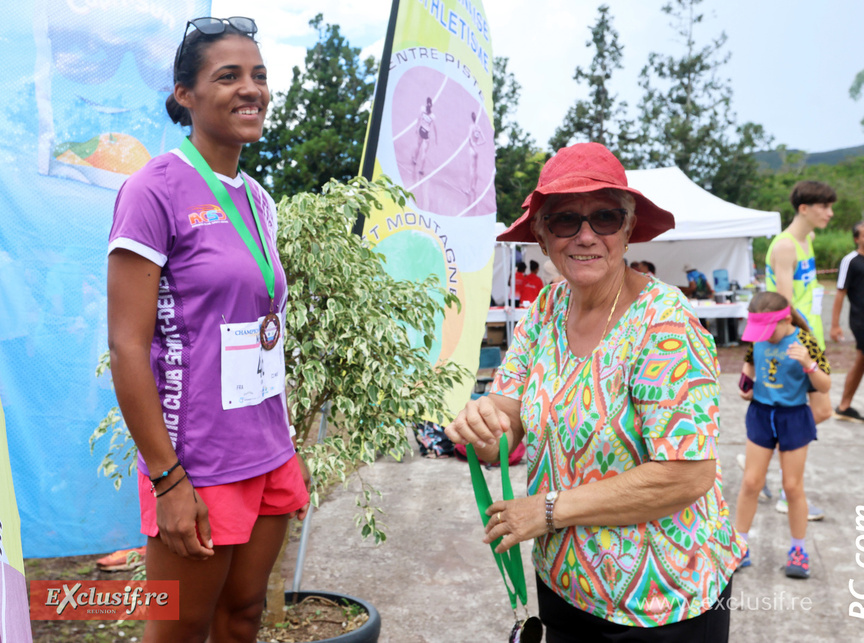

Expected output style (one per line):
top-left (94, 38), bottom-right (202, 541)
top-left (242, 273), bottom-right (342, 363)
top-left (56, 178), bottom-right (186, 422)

top-left (446, 143), bottom-right (744, 642)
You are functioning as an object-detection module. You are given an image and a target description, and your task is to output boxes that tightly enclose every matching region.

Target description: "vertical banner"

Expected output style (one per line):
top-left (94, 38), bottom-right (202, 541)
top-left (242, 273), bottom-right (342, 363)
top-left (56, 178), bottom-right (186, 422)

top-left (0, 399), bottom-right (33, 642)
top-left (360, 0), bottom-right (496, 417)
top-left (1, 0), bottom-right (208, 557)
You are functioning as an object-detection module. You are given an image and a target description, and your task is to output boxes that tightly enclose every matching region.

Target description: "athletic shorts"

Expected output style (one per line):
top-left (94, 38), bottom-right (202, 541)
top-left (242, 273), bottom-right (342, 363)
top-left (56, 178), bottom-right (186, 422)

top-left (745, 400), bottom-right (817, 452)
top-left (419, 126), bottom-right (429, 139)
top-left (852, 320), bottom-right (864, 352)
top-left (138, 455), bottom-right (309, 546)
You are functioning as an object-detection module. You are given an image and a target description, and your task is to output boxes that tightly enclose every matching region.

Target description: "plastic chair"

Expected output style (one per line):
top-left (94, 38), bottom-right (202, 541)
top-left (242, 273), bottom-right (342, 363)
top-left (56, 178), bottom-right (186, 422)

top-left (478, 347), bottom-right (502, 369)
top-left (713, 269), bottom-right (729, 291)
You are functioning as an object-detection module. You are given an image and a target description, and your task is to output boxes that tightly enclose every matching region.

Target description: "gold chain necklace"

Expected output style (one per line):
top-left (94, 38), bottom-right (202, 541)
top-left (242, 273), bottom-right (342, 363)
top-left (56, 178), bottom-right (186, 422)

top-left (564, 267), bottom-right (628, 343)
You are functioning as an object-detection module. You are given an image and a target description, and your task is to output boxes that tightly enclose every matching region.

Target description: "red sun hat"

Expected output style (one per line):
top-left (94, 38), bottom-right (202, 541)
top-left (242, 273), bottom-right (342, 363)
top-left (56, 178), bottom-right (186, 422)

top-left (497, 142), bottom-right (675, 244)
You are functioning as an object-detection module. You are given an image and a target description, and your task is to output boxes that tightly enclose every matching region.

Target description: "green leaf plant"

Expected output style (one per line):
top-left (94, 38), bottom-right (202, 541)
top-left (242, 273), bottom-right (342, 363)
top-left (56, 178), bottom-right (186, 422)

top-left (277, 174), bottom-right (469, 534)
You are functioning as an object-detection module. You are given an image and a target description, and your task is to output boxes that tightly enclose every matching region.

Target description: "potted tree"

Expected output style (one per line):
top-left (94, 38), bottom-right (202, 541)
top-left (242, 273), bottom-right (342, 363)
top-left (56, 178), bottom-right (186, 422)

top-left (92, 175), bottom-right (469, 642)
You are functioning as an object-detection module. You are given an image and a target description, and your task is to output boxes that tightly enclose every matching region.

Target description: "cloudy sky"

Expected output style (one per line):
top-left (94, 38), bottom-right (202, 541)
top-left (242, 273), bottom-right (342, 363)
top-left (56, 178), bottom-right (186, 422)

top-left (211, 0), bottom-right (864, 154)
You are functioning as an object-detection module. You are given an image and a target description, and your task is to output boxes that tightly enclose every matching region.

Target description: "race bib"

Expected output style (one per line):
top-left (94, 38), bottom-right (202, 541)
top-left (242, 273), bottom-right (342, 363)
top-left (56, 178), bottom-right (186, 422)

top-left (810, 285), bottom-right (824, 317)
top-left (220, 314), bottom-right (286, 410)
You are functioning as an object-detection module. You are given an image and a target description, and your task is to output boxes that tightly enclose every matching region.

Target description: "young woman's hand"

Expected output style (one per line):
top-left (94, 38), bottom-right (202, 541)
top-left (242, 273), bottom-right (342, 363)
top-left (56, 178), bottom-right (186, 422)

top-left (290, 452), bottom-right (312, 521)
top-left (155, 476), bottom-right (214, 560)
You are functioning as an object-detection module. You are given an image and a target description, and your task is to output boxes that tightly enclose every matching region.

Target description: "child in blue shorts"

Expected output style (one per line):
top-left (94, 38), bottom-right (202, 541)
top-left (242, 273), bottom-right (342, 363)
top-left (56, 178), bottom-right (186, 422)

top-left (734, 292), bottom-right (831, 579)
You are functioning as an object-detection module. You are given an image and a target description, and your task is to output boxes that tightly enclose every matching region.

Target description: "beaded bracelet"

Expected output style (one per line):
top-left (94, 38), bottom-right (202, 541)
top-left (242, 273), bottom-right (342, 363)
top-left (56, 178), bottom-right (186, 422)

top-left (155, 473), bottom-right (188, 498)
top-left (149, 460), bottom-right (181, 485)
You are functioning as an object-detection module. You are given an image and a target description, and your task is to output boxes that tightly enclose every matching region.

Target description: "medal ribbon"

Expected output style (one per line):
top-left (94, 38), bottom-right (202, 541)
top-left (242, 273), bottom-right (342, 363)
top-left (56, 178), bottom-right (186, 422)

top-left (181, 138), bottom-right (275, 300)
top-left (466, 437), bottom-right (529, 612)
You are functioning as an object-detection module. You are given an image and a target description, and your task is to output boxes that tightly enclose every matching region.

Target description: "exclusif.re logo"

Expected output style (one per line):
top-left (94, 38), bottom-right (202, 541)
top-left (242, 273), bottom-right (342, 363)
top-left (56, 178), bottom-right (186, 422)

top-left (30, 580), bottom-right (179, 621)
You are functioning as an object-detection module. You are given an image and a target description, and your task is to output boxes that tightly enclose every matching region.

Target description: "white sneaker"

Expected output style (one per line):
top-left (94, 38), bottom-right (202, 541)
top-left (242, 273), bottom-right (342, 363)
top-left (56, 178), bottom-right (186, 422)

top-left (775, 493), bottom-right (825, 521)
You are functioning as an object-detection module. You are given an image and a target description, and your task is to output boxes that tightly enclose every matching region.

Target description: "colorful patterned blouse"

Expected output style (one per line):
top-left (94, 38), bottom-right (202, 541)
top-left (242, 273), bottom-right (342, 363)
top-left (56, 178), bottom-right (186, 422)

top-left (490, 278), bottom-right (744, 627)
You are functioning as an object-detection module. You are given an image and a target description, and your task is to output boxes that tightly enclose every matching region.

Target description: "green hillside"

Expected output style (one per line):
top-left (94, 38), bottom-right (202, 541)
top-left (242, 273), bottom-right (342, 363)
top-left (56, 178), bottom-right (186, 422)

top-left (756, 144), bottom-right (864, 169)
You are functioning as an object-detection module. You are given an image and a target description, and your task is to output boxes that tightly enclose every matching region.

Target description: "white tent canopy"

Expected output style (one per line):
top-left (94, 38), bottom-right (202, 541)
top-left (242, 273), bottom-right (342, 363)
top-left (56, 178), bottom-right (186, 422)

top-left (626, 167), bottom-right (781, 288)
top-left (491, 221), bottom-right (515, 306)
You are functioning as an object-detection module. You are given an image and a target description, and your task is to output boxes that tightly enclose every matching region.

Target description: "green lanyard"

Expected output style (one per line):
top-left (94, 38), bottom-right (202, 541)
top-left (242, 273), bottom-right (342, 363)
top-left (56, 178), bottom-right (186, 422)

top-left (180, 138), bottom-right (275, 301)
top-left (466, 438), bottom-right (529, 613)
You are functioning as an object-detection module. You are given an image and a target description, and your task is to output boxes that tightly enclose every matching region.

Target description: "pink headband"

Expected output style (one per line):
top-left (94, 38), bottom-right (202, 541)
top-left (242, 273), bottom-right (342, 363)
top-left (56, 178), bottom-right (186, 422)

top-left (749, 307), bottom-right (791, 324)
top-left (741, 306), bottom-right (791, 343)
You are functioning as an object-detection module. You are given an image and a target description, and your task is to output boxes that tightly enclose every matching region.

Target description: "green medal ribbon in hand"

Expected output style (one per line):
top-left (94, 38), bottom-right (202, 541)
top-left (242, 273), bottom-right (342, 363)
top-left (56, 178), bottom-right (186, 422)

top-left (466, 437), bottom-right (542, 642)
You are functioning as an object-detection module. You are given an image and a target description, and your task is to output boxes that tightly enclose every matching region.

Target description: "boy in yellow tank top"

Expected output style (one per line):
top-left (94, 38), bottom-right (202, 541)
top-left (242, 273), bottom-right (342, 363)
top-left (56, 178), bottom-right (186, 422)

top-left (766, 180), bottom-right (835, 424)
top-left (762, 180), bottom-right (835, 519)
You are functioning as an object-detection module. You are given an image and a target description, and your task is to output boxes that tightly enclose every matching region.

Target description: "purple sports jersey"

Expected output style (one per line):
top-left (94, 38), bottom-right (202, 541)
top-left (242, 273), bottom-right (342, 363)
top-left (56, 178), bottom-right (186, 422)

top-left (109, 150), bottom-right (295, 487)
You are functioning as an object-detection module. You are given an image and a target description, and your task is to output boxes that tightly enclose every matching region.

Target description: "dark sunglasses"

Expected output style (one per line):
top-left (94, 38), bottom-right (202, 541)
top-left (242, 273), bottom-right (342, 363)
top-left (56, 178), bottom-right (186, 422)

top-left (175, 17), bottom-right (258, 78)
top-left (543, 208), bottom-right (627, 238)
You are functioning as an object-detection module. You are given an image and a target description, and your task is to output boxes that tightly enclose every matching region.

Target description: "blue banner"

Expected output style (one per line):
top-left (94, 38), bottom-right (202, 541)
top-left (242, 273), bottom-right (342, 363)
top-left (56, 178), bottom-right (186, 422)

top-left (2, 0), bottom-right (209, 557)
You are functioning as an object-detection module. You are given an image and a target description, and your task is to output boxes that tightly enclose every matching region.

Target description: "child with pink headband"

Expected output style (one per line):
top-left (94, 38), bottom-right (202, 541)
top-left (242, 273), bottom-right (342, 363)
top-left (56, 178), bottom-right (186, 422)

top-left (734, 291), bottom-right (831, 579)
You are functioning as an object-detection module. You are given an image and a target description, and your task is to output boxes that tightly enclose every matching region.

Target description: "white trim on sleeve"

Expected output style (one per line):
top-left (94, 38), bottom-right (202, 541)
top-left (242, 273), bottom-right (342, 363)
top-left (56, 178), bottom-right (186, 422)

top-left (108, 238), bottom-right (168, 267)
top-left (837, 251), bottom-right (856, 290)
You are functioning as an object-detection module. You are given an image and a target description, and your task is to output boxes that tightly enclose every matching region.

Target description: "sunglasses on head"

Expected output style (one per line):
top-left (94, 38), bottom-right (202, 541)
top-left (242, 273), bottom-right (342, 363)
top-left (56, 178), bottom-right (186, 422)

top-left (543, 208), bottom-right (628, 238)
top-left (175, 17), bottom-right (258, 78)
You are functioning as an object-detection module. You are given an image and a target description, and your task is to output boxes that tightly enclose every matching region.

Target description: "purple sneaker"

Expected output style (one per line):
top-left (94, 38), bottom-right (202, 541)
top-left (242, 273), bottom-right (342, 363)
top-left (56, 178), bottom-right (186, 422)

top-left (785, 546), bottom-right (810, 579)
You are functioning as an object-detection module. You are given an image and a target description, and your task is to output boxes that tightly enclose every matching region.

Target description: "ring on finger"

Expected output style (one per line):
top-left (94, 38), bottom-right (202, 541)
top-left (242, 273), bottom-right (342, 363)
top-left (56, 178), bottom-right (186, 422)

top-left (498, 512), bottom-right (503, 523)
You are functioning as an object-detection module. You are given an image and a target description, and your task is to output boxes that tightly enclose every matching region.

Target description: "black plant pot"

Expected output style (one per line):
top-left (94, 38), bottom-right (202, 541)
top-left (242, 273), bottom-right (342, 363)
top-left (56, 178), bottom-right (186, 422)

top-left (260, 590), bottom-right (381, 643)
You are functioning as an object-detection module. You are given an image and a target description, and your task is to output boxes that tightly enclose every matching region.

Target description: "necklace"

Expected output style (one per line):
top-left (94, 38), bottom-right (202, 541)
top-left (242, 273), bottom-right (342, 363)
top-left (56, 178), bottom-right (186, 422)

top-left (564, 267), bottom-right (628, 344)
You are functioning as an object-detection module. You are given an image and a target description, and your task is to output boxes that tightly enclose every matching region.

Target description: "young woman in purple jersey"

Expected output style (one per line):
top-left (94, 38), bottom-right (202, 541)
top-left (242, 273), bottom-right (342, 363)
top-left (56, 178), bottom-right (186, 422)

top-left (107, 18), bottom-right (309, 641)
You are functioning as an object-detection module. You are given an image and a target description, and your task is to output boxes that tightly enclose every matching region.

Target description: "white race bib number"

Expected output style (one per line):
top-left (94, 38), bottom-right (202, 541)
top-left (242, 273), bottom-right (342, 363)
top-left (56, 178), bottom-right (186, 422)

top-left (810, 285), bottom-right (824, 317)
top-left (220, 314), bottom-right (285, 410)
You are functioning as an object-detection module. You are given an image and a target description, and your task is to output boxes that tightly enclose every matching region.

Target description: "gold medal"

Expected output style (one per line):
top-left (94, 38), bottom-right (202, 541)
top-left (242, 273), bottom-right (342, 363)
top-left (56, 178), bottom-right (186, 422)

top-left (259, 312), bottom-right (281, 351)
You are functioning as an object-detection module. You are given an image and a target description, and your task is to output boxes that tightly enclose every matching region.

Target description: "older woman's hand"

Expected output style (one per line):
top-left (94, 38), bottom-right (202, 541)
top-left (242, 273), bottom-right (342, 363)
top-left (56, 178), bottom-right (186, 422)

top-left (484, 496), bottom-right (547, 553)
top-left (445, 395), bottom-right (511, 448)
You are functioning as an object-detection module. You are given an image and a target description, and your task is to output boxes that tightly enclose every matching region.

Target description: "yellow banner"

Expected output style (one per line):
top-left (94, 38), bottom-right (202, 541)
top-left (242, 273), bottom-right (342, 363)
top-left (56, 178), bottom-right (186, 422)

top-left (361, 0), bottom-right (495, 418)
top-left (1, 397), bottom-right (33, 640)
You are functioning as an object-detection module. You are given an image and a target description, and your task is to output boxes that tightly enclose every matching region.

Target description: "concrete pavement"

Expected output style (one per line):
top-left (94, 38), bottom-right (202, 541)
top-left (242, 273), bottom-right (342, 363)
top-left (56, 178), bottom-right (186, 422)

top-left (284, 373), bottom-right (864, 642)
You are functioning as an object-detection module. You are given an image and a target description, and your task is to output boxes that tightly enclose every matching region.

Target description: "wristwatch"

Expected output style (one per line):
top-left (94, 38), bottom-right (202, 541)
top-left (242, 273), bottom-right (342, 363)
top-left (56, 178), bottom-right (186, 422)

top-left (545, 490), bottom-right (559, 533)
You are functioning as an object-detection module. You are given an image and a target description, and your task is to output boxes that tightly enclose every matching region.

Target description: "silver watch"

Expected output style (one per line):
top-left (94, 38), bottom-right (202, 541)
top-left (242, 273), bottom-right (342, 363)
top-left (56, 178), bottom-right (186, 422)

top-left (545, 490), bottom-right (559, 532)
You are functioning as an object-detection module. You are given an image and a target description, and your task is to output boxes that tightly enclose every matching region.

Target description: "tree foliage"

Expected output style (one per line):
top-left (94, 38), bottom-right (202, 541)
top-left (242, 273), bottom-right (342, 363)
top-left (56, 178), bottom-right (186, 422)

top-left (549, 5), bottom-right (640, 166)
top-left (493, 56), bottom-right (544, 225)
top-left (636, 0), bottom-right (770, 202)
top-left (244, 14), bottom-right (376, 199)
top-left (851, 68), bottom-right (864, 131)
top-left (748, 155), bottom-right (864, 232)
